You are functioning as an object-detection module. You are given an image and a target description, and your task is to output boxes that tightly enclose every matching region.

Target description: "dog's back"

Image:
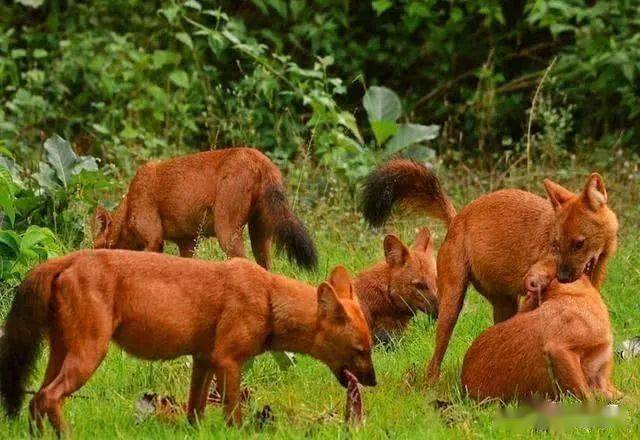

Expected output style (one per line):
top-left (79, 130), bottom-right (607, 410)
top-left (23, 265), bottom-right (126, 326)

top-left (461, 277), bottom-right (612, 401)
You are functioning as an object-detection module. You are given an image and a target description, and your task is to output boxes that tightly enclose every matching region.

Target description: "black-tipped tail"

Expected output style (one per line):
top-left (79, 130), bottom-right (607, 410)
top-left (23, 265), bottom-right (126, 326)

top-left (361, 159), bottom-right (456, 228)
top-left (259, 186), bottom-right (318, 270)
top-left (0, 273), bottom-right (52, 417)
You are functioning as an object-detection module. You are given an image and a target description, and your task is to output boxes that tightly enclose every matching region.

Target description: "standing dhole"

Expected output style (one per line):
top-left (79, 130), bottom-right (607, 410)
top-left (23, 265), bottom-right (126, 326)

top-left (93, 147), bottom-right (317, 270)
top-left (0, 251), bottom-right (374, 434)
top-left (361, 159), bottom-right (618, 381)
top-left (461, 276), bottom-right (621, 402)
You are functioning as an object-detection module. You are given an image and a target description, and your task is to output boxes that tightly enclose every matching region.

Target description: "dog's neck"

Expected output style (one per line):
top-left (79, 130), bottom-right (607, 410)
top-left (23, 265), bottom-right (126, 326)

top-left (353, 262), bottom-right (399, 329)
top-left (266, 276), bottom-right (321, 356)
top-left (106, 197), bottom-right (129, 248)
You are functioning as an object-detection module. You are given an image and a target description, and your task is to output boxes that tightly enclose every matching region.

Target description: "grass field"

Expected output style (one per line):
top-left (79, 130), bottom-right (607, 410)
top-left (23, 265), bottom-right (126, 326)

top-left (1, 178), bottom-right (639, 439)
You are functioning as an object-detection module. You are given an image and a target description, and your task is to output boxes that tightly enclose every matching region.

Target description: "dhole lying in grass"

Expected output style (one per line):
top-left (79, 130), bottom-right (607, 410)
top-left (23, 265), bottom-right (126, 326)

top-left (354, 229), bottom-right (438, 338)
top-left (93, 147), bottom-right (317, 270)
top-left (0, 251), bottom-right (374, 434)
top-left (461, 276), bottom-right (621, 402)
top-left (361, 160), bottom-right (618, 380)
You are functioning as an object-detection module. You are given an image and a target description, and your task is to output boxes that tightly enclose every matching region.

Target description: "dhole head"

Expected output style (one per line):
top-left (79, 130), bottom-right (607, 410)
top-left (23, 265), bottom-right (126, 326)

top-left (544, 173), bottom-right (618, 283)
top-left (92, 205), bottom-right (114, 249)
top-left (315, 265), bottom-right (377, 388)
top-left (383, 229), bottom-right (439, 318)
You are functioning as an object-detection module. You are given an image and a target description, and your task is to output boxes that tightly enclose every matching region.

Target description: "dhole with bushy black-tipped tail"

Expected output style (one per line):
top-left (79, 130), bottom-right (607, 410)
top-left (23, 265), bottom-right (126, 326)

top-left (361, 159), bottom-right (618, 382)
top-left (93, 147), bottom-right (317, 270)
top-left (0, 251), bottom-right (373, 435)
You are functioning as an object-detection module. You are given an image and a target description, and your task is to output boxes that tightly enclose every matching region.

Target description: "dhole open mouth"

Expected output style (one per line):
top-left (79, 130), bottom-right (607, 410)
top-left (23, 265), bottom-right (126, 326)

top-left (584, 255), bottom-right (598, 276)
top-left (337, 367), bottom-right (349, 388)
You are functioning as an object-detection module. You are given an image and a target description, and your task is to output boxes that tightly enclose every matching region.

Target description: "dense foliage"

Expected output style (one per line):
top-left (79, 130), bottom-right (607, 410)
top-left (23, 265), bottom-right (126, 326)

top-left (2, 1), bottom-right (639, 172)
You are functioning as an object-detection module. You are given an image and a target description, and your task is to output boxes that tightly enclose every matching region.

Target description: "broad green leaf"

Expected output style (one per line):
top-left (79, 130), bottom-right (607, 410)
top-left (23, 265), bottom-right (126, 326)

top-left (20, 226), bottom-right (61, 258)
top-left (0, 156), bottom-right (17, 178)
top-left (44, 134), bottom-right (77, 188)
top-left (0, 230), bottom-right (20, 257)
top-left (370, 120), bottom-right (398, 146)
top-left (385, 124), bottom-right (440, 155)
top-left (176, 33), bottom-right (194, 50)
top-left (0, 168), bottom-right (16, 226)
top-left (0, 146), bottom-right (14, 158)
top-left (372, 0), bottom-right (392, 15)
top-left (337, 111), bottom-right (364, 144)
top-left (333, 132), bottom-right (364, 154)
top-left (363, 86), bottom-right (402, 122)
top-left (169, 70), bottom-right (190, 88)
top-left (71, 156), bottom-right (99, 175)
top-left (92, 123), bottom-right (110, 135)
top-left (184, 0), bottom-right (201, 11)
top-left (17, 0), bottom-right (44, 7)
top-left (35, 162), bottom-right (61, 192)
top-left (33, 49), bottom-right (47, 58)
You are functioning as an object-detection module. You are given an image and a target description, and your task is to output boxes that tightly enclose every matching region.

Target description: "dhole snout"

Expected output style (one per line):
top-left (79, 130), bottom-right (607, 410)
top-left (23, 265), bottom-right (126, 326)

top-left (315, 266), bottom-right (377, 388)
top-left (544, 173), bottom-right (617, 285)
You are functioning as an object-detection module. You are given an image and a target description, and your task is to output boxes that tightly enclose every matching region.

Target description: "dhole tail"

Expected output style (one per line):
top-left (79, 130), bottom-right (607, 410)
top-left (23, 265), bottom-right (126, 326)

top-left (361, 159), bottom-right (456, 228)
top-left (257, 185), bottom-right (318, 269)
top-left (0, 260), bottom-right (67, 417)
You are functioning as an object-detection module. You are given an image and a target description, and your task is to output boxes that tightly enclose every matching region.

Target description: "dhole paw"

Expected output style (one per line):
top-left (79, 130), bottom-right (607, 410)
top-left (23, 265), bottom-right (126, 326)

top-left (524, 272), bottom-right (550, 294)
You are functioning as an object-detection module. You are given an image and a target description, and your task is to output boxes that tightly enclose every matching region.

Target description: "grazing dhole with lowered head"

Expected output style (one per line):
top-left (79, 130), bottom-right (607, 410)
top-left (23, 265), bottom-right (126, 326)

top-left (0, 251), bottom-right (374, 435)
top-left (93, 147), bottom-right (317, 270)
top-left (361, 159), bottom-right (618, 381)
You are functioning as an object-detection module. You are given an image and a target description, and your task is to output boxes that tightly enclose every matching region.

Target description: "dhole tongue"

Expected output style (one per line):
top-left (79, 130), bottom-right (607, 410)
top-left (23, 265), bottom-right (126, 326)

top-left (344, 370), bottom-right (364, 426)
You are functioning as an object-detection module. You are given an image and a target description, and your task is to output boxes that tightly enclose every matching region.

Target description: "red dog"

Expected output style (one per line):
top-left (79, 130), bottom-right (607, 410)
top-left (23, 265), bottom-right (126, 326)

top-left (361, 159), bottom-right (618, 381)
top-left (0, 252), bottom-right (373, 434)
top-left (94, 147), bottom-right (316, 270)
top-left (462, 276), bottom-right (621, 402)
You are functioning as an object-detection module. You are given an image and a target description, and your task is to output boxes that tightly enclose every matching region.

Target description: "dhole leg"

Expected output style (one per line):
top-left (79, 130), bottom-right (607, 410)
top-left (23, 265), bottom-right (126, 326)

top-left (248, 216), bottom-right (272, 270)
top-left (212, 358), bottom-right (242, 427)
top-left (29, 289), bottom-right (111, 436)
top-left (492, 297), bottom-right (518, 323)
top-left (213, 179), bottom-right (254, 260)
top-left (544, 344), bottom-right (592, 400)
top-left (584, 350), bottom-right (622, 400)
top-left (187, 357), bottom-right (215, 424)
top-left (30, 334), bottom-right (67, 434)
top-left (176, 238), bottom-right (197, 258)
top-left (30, 348), bottom-right (108, 436)
top-left (427, 237), bottom-right (469, 382)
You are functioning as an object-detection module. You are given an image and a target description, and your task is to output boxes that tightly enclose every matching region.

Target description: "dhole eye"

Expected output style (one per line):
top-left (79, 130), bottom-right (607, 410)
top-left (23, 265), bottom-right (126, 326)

top-left (573, 238), bottom-right (585, 251)
top-left (552, 240), bottom-right (560, 253)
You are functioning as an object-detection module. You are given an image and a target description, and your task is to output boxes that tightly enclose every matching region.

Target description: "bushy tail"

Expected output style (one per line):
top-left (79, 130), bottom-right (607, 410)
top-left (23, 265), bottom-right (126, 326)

top-left (361, 159), bottom-right (456, 228)
top-left (256, 185), bottom-right (318, 269)
top-left (0, 261), bottom-right (64, 417)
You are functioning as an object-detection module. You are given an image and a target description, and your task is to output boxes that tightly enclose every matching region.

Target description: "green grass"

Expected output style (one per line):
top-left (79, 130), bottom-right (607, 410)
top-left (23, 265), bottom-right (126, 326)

top-left (1, 201), bottom-right (639, 439)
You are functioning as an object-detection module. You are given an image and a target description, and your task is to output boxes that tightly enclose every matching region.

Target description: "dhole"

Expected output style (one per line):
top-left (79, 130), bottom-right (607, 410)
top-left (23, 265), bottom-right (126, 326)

top-left (361, 159), bottom-right (618, 381)
top-left (93, 147), bottom-right (317, 270)
top-left (461, 276), bottom-right (621, 402)
top-left (354, 229), bottom-right (438, 337)
top-left (0, 252), bottom-right (374, 434)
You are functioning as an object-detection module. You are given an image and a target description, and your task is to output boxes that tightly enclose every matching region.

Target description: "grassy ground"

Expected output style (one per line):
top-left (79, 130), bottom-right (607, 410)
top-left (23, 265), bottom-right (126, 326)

top-left (1, 171), bottom-right (639, 439)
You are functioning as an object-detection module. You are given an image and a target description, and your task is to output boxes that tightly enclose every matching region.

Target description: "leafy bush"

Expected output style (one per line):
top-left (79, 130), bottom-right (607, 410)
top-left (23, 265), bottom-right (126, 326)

top-left (1, 1), bottom-right (637, 173)
top-left (0, 226), bottom-right (62, 282)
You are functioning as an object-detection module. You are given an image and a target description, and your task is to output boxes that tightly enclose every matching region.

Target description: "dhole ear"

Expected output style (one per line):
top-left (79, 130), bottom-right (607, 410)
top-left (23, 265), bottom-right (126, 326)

top-left (327, 265), bottom-right (353, 300)
top-left (412, 228), bottom-right (432, 253)
top-left (384, 234), bottom-right (409, 268)
top-left (581, 173), bottom-right (607, 211)
top-left (317, 282), bottom-right (346, 323)
top-left (93, 205), bottom-right (112, 236)
top-left (543, 179), bottom-right (575, 210)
